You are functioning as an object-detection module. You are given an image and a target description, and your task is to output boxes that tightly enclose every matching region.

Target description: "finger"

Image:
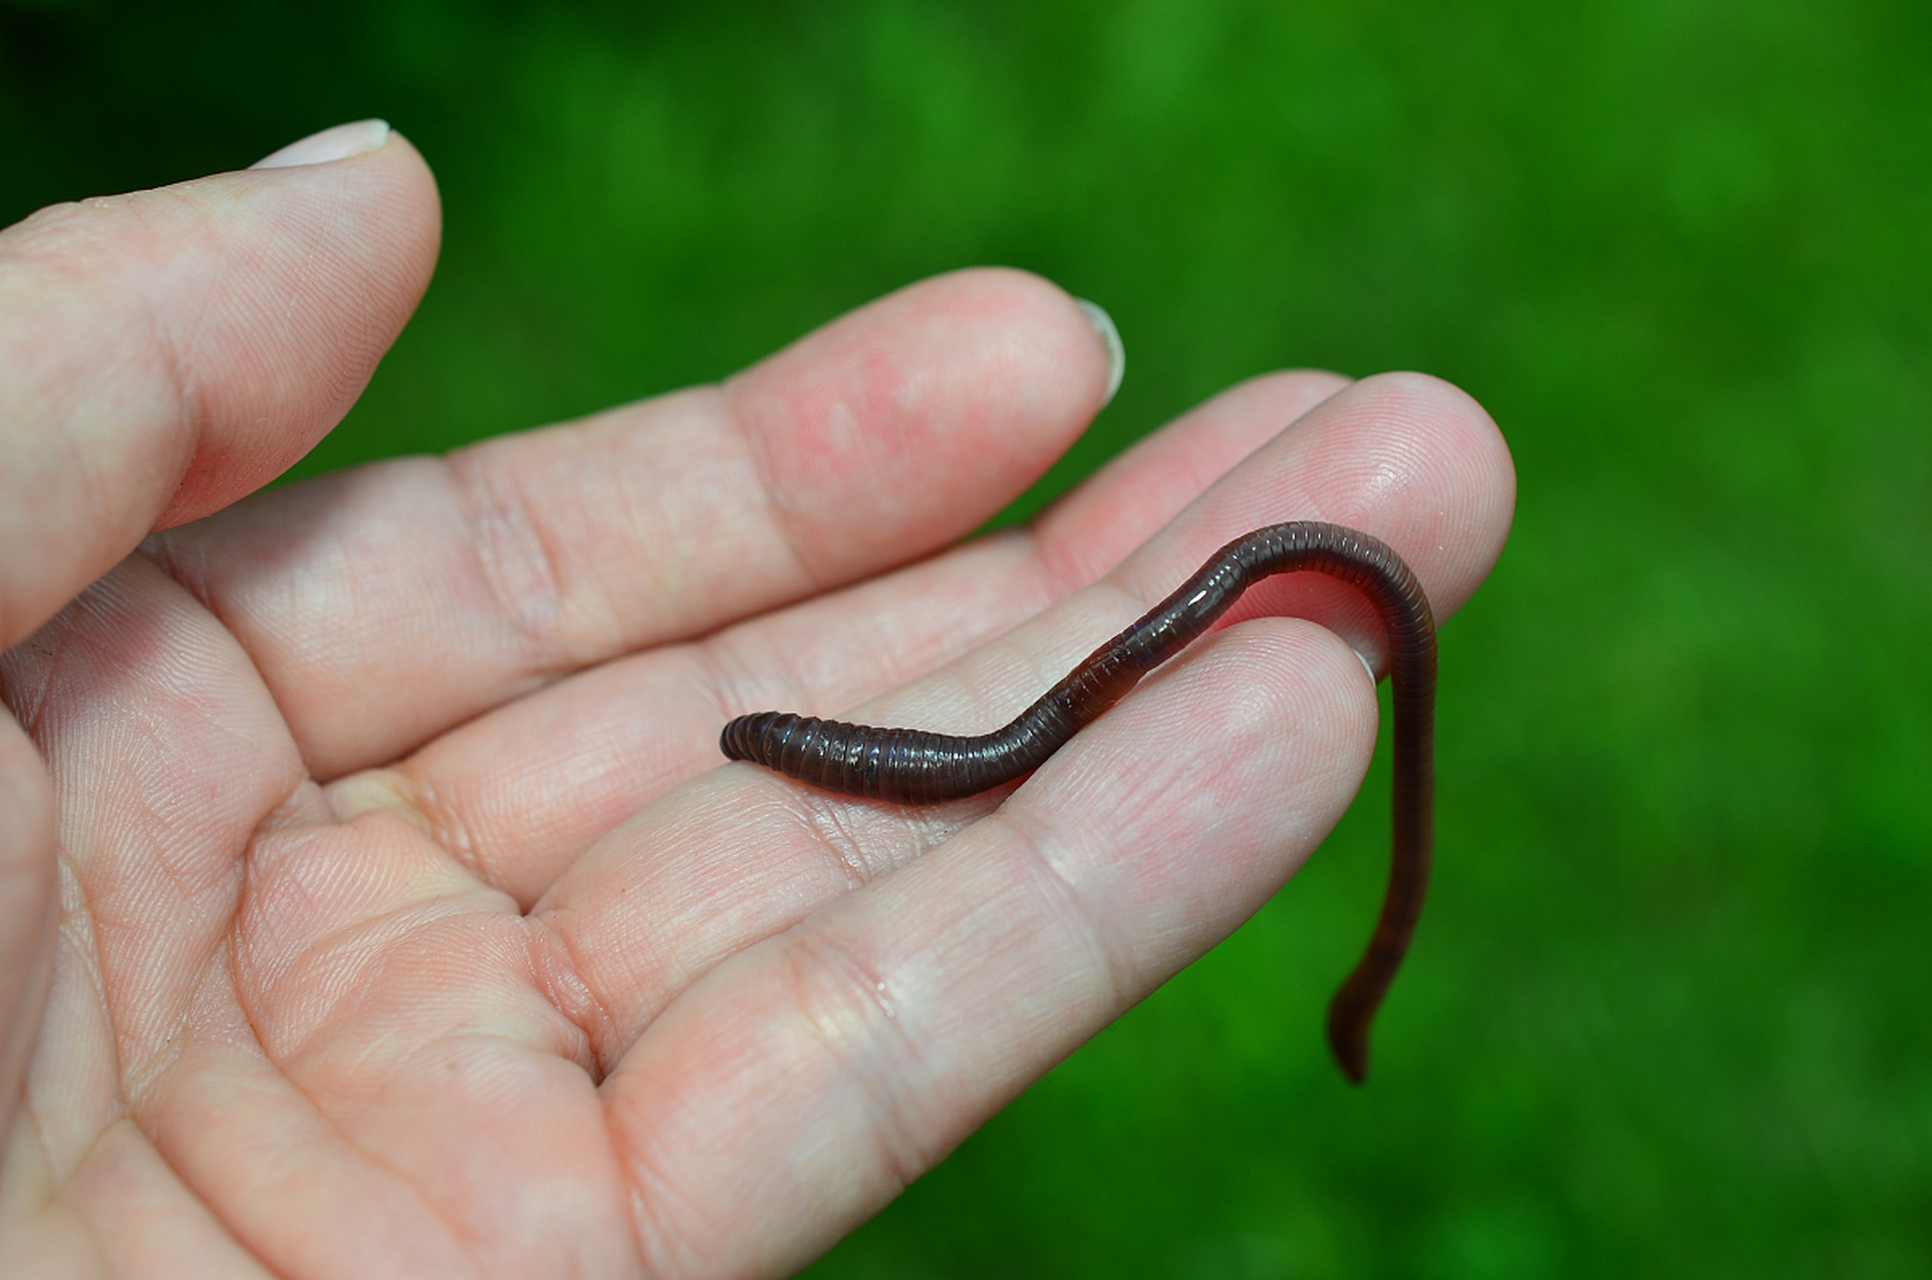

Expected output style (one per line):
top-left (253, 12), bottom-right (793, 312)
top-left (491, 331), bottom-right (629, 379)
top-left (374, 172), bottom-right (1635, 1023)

top-left (725, 367), bottom-right (1508, 725)
top-left (150, 269), bottom-right (1118, 778)
top-left (354, 370), bottom-right (1352, 904)
top-left (0, 121), bottom-right (439, 650)
top-left (536, 370), bottom-right (1514, 1065)
top-left (1031, 367), bottom-right (1353, 569)
top-left (603, 620), bottom-right (1379, 1275)
top-left (592, 366), bottom-right (1515, 1262)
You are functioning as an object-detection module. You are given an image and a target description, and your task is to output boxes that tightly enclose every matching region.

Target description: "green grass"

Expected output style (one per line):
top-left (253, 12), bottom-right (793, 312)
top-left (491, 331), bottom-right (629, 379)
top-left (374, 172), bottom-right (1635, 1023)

top-left (5, 0), bottom-right (1928, 1274)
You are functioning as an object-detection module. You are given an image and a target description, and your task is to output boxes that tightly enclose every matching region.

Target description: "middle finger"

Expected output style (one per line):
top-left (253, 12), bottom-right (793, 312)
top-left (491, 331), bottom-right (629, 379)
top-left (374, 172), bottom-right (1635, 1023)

top-left (535, 369), bottom-right (1510, 1069)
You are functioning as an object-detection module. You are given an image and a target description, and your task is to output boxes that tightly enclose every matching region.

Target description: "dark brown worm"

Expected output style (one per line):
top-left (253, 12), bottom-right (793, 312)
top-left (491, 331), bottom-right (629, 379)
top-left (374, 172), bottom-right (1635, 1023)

top-left (720, 521), bottom-right (1435, 1084)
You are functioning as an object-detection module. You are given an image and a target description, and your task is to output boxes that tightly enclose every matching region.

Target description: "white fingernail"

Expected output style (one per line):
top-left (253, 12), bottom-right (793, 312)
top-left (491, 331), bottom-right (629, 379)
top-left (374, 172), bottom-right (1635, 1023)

top-left (1074, 297), bottom-right (1125, 407)
top-left (252, 119), bottom-right (391, 170)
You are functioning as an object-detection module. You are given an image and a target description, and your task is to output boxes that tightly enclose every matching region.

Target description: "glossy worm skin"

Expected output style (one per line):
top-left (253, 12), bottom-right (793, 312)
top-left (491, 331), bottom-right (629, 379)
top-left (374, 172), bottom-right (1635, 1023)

top-left (720, 521), bottom-right (1436, 1084)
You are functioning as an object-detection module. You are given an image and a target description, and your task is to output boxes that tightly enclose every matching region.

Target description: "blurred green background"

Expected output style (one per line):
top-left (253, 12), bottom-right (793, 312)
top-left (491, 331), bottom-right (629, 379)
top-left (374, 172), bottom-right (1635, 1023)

top-left (4, 0), bottom-right (1928, 1275)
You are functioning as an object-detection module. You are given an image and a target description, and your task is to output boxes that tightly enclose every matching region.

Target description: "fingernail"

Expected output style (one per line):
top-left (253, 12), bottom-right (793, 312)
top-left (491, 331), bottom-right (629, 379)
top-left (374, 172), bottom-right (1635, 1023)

top-left (251, 119), bottom-right (391, 170)
top-left (1074, 297), bottom-right (1125, 407)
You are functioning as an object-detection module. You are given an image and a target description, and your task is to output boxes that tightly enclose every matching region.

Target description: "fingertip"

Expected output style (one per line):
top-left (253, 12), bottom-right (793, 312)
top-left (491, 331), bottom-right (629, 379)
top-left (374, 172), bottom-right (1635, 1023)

top-left (1178, 369), bottom-right (1515, 623)
top-left (1072, 297), bottom-right (1125, 406)
top-left (720, 267), bottom-right (1120, 583)
top-left (149, 129), bottom-right (442, 530)
top-left (1340, 369), bottom-right (1517, 529)
top-left (250, 119), bottom-right (393, 170)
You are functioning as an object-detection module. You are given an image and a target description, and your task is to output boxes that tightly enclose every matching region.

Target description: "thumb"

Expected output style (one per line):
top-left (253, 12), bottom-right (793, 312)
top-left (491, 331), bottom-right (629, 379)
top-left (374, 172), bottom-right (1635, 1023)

top-left (0, 119), bottom-right (441, 650)
top-left (0, 118), bottom-right (438, 1141)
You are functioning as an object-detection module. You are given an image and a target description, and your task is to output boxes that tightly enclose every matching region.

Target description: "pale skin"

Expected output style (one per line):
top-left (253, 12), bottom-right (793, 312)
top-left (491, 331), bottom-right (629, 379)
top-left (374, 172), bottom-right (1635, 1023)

top-left (0, 122), bottom-right (1516, 1278)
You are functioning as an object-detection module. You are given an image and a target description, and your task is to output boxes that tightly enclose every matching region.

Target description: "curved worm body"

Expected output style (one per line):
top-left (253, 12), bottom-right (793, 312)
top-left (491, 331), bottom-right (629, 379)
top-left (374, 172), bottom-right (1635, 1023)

top-left (720, 521), bottom-right (1436, 1084)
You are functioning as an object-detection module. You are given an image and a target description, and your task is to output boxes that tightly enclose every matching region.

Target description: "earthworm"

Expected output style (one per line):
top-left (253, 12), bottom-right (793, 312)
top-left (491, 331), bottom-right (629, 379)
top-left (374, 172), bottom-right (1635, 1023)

top-left (720, 521), bottom-right (1436, 1083)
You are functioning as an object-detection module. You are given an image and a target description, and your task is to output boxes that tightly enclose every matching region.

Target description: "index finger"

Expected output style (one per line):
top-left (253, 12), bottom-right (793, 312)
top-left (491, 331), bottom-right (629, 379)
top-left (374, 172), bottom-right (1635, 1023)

top-left (151, 269), bottom-right (1120, 777)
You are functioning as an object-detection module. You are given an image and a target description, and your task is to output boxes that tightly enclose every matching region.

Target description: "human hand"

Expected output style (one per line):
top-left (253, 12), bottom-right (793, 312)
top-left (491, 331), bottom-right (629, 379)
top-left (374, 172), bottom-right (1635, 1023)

top-left (0, 122), bottom-right (1514, 1277)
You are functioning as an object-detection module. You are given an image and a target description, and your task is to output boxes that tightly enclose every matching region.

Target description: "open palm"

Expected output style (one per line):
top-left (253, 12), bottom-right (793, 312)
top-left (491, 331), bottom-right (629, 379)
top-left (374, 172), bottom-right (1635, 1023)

top-left (0, 125), bottom-right (1514, 1278)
